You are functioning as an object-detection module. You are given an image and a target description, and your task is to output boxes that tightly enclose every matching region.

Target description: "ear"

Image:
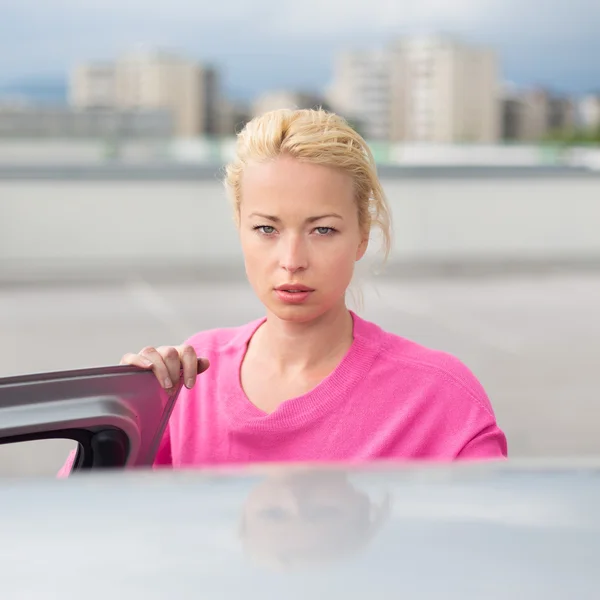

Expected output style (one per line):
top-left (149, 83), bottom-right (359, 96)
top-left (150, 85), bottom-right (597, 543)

top-left (355, 235), bottom-right (369, 262)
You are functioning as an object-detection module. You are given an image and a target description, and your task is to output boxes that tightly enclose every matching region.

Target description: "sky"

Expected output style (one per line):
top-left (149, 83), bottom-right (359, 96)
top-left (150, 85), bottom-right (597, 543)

top-left (1, 0), bottom-right (599, 100)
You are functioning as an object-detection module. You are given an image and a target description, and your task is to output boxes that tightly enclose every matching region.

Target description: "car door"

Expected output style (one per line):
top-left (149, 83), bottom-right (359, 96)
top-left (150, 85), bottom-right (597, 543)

top-left (0, 364), bottom-right (182, 473)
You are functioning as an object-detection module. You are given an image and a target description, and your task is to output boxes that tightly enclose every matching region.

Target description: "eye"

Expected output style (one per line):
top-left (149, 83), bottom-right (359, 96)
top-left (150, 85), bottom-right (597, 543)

top-left (254, 225), bottom-right (276, 235)
top-left (315, 227), bottom-right (335, 236)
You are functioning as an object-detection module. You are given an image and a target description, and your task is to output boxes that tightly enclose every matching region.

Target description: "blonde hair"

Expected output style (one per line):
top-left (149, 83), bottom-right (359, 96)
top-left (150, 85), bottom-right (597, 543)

top-left (224, 108), bottom-right (392, 262)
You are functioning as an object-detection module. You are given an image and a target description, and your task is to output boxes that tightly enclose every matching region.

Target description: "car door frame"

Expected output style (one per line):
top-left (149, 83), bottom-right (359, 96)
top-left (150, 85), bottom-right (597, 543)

top-left (0, 365), bottom-right (182, 471)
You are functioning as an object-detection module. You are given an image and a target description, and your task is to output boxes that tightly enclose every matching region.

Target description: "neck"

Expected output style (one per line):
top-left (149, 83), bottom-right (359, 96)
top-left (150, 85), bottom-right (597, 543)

top-left (256, 302), bottom-right (354, 374)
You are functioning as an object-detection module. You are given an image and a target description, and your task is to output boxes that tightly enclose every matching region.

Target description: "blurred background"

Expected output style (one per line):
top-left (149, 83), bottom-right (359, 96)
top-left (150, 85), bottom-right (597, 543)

top-left (0, 0), bottom-right (599, 475)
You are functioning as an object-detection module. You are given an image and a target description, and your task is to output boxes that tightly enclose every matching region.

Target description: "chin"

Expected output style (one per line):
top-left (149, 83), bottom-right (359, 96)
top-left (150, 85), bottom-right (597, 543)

top-left (263, 295), bottom-right (345, 325)
top-left (268, 304), bottom-right (322, 323)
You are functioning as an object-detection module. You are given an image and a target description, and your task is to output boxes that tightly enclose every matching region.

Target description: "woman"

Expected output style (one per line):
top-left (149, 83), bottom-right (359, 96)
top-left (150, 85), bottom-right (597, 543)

top-left (123, 108), bottom-right (507, 467)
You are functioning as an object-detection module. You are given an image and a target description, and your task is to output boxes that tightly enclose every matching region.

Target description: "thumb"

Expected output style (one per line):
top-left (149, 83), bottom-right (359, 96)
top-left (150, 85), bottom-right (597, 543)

top-left (197, 357), bottom-right (211, 375)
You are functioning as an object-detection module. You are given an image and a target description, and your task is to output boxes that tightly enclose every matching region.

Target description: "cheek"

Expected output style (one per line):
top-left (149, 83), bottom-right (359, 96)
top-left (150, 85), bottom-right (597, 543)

top-left (239, 234), bottom-right (272, 292)
top-left (332, 235), bottom-right (362, 262)
top-left (316, 241), bottom-right (357, 284)
top-left (240, 232), bottom-right (264, 262)
top-left (325, 245), bottom-right (355, 268)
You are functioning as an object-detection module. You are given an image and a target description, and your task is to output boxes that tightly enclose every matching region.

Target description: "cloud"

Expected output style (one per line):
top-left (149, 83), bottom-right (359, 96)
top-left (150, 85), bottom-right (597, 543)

top-left (57, 0), bottom-right (600, 37)
top-left (5, 0), bottom-right (599, 39)
top-left (266, 0), bottom-right (495, 37)
top-left (2, 0), bottom-right (270, 27)
top-left (0, 0), bottom-right (598, 94)
top-left (263, 0), bottom-right (600, 45)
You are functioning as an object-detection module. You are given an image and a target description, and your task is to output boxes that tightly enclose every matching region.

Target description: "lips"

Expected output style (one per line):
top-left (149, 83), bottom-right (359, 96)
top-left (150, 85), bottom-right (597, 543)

top-left (274, 284), bottom-right (315, 304)
top-left (275, 284), bottom-right (315, 293)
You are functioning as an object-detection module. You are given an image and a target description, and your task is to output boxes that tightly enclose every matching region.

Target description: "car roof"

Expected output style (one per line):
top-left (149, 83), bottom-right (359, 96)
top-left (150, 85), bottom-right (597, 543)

top-left (2, 459), bottom-right (600, 599)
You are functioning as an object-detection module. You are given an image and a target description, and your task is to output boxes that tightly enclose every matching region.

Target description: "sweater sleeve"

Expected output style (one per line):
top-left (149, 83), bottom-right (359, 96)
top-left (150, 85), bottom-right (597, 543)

top-left (56, 449), bottom-right (77, 478)
top-left (456, 422), bottom-right (508, 460)
top-left (412, 353), bottom-right (509, 461)
top-left (435, 352), bottom-right (508, 461)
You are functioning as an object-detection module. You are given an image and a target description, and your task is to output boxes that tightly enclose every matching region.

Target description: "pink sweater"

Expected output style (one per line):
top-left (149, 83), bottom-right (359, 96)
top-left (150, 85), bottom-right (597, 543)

top-left (58, 311), bottom-right (506, 476)
top-left (155, 311), bottom-right (507, 466)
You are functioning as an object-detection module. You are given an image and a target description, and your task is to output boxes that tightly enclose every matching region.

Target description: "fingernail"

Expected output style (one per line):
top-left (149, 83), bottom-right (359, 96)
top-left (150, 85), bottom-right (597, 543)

top-left (142, 359), bottom-right (153, 368)
top-left (164, 377), bottom-right (173, 389)
top-left (186, 378), bottom-right (195, 389)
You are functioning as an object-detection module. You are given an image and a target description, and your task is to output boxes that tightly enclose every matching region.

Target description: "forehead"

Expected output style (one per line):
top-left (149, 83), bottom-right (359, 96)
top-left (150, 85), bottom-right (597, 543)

top-left (240, 155), bottom-right (356, 216)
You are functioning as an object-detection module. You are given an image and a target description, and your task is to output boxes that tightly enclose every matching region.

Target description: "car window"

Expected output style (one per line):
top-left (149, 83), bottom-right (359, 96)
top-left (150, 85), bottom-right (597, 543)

top-left (0, 439), bottom-right (79, 477)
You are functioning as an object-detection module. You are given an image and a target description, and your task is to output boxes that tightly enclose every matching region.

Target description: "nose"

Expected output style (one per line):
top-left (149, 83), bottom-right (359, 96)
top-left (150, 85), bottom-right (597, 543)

top-left (279, 233), bottom-right (308, 273)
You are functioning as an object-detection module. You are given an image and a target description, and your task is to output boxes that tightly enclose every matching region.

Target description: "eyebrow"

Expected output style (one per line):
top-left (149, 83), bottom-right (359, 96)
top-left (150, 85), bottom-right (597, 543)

top-left (248, 212), bottom-right (344, 223)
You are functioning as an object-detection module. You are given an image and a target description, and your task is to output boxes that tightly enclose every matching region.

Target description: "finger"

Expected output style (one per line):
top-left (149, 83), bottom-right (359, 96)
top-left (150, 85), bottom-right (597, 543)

top-left (177, 345), bottom-right (198, 389)
top-left (120, 353), bottom-right (153, 369)
top-left (139, 346), bottom-right (172, 390)
top-left (197, 357), bottom-right (210, 375)
top-left (157, 346), bottom-right (183, 390)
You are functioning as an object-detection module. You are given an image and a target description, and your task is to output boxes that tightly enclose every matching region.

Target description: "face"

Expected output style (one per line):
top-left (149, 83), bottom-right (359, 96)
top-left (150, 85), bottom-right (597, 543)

top-left (240, 471), bottom-right (372, 568)
top-left (238, 154), bottom-right (368, 323)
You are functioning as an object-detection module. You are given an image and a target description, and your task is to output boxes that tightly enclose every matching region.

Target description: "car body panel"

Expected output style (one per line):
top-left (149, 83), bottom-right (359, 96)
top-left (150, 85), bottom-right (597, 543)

top-left (1, 460), bottom-right (599, 598)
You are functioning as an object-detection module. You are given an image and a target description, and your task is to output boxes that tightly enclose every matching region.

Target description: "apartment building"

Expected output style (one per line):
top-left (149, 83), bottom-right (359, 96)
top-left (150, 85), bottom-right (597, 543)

top-left (326, 49), bottom-right (391, 140)
top-left (502, 88), bottom-right (575, 141)
top-left (217, 98), bottom-right (252, 136)
top-left (251, 90), bottom-right (329, 117)
top-left (70, 63), bottom-right (115, 109)
top-left (389, 36), bottom-right (500, 143)
top-left (327, 36), bottom-right (500, 143)
top-left (578, 95), bottom-right (600, 131)
top-left (70, 50), bottom-right (220, 137)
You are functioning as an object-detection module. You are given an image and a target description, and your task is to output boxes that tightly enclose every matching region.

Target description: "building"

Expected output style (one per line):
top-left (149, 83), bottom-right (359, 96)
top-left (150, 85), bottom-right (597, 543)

top-left (547, 94), bottom-right (575, 134)
top-left (501, 85), bottom-right (522, 141)
top-left (578, 95), bottom-right (600, 132)
top-left (70, 49), bottom-right (220, 138)
top-left (251, 90), bottom-right (329, 117)
top-left (0, 106), bottom-right (173, 139)
top-left (389, 35), bottom-right (500, 143)
top-left (69, 63), bottom-right (115, 109)
top-left (217, 98), bottom-right (252, 136)
top-left (326, 36), bottom-right (500, 143)
top-left (326, 49), bottom-right (391, 140)
top-left (501, 88), bottom-right (575, 141)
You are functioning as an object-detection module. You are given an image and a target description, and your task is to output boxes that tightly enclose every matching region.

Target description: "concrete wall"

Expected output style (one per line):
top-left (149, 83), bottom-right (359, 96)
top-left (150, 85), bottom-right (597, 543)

top-left (1, 172), bottom-right (600, 282)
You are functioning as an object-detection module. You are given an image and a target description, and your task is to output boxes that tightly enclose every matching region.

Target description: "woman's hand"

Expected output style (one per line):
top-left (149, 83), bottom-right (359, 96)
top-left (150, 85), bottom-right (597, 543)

top-left (120, 345), bottom-right (210, 391)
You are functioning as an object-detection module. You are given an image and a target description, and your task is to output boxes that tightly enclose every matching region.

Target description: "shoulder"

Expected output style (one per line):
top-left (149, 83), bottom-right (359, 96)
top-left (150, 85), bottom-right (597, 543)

top-left (354, 312), bottom-right (494, 416)
top-left (353, 312), bottom-right (507, 458)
